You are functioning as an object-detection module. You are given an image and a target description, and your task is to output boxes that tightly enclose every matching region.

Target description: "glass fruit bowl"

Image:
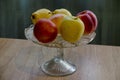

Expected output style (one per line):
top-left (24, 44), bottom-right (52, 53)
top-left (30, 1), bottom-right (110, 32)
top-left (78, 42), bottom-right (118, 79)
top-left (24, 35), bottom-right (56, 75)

top-left (24, 24), bottom-right (96, 76)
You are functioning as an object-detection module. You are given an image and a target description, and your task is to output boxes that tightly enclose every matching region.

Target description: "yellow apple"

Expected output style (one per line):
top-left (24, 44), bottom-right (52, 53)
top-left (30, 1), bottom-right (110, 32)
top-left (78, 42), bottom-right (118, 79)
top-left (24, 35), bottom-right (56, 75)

top-left (53, 8), bottom-right (72, 16)
top-left (60, 16), bottom-right (85, 43)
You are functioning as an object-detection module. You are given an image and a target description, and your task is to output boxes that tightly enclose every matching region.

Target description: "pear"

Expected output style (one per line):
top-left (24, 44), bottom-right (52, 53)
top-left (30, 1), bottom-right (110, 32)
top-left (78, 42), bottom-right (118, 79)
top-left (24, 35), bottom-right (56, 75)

top-left (31, 8), bottom-right (52, 24)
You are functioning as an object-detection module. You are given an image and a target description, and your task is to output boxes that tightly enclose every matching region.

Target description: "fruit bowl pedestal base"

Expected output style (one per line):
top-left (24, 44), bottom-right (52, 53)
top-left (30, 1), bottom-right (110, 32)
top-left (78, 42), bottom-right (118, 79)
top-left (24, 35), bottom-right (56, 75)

top-left (41, 57), bottom-right (76, 76)
top-left (41, 48), bottom-right (76, 76)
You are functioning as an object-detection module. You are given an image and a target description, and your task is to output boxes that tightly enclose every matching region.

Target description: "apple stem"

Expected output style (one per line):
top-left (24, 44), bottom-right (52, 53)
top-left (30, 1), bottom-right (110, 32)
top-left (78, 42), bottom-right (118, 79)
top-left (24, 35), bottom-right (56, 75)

top-left (52, 12), bottom-right (55, 15)
top-left (48, 12), bottom-right (52, 14)
top-left (31, 15), bottom-right (35, 19)
top-left (56, 48), bottom-right (64, 59)
top-left (74, 17), bottom-right (78, 20)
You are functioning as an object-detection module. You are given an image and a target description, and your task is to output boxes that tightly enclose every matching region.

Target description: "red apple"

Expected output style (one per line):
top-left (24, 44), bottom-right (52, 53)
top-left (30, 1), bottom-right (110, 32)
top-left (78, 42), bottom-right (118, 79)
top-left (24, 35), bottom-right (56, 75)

top-left (49, 14), bottom-right (66, 33)
top-left (76, 10), bottom-right (98, 35)
top-left (33, 19), bottom-right (58, 43)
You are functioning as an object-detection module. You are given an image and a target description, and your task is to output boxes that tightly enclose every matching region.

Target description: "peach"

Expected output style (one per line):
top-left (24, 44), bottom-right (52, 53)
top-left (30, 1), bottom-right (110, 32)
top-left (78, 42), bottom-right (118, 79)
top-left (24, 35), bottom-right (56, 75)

top-left (49, 14), bottom-right (66, 33)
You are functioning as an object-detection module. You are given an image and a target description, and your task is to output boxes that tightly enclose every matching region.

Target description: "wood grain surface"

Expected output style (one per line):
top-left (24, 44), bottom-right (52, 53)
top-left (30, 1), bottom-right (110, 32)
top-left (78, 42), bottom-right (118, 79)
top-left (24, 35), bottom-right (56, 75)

top-left (0, 38), bottom-right (120, 80)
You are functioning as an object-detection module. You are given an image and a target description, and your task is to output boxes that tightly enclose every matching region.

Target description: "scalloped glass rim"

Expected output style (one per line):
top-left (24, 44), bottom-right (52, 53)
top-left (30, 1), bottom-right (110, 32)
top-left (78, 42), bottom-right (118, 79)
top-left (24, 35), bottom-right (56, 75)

top-left (25, 24), bottom-right (96, 48)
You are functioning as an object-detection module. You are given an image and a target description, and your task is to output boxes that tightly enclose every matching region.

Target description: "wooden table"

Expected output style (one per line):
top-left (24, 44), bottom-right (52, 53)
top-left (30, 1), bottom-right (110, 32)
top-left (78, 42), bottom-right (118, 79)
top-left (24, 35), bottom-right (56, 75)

top-left (0, 38), bottom-right (120, 80)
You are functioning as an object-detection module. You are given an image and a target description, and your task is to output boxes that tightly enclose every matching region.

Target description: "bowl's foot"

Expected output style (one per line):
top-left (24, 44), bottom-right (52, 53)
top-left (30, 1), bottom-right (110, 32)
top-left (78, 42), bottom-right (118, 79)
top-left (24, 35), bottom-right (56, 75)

top-left (41, 57), bottom-right (76, 76)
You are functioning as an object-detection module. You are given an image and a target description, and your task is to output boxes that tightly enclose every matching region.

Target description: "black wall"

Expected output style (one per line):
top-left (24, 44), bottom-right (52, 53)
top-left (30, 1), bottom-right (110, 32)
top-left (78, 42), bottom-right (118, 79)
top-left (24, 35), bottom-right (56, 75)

top-left (0, 0), bottom-right (120, 46)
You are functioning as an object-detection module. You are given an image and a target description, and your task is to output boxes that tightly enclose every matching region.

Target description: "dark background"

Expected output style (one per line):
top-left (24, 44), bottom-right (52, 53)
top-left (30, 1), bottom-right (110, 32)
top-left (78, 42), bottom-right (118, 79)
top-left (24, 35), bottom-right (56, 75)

top-left (0, 0), bottom-right (120, 46)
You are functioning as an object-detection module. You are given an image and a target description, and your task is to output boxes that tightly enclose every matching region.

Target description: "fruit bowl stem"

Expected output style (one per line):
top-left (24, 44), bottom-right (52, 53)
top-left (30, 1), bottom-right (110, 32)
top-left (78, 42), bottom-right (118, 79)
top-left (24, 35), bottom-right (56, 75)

top-left (56, 48), bottom-right (64, 59)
